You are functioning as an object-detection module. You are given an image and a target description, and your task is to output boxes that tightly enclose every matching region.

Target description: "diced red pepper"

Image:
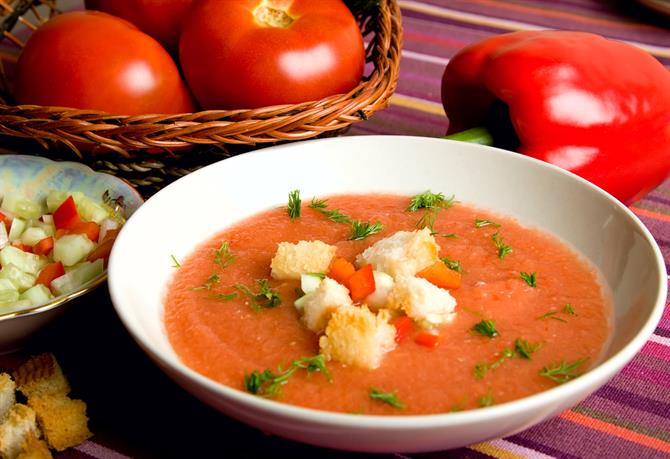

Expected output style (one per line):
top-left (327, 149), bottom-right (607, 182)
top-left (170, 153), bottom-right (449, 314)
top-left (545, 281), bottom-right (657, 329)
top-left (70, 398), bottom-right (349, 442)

top-left (0, 211), bottom-right (9, 233)
top-left (328, 256), bottom-right (356, 285)
top-left (416, 261), bottom-right (461, 290)
top-left (67, 220), bottom-right (100, 242)
top-left (414, 330), bottom-right (442, 348)
top-left (87, 236), bottom-right (117, 265)
top-left (33, 236), bottom-right (54, 256)
top-left (11, 241), bottom-right (32, 253)
top-left (36, 261), bottom-right (65, 290)
top-left (345, 263), bottom-right (376, 303)
top-left (53, 196), bottom-right (81, 230)
top-left (101, 228), bottom-right (120, 243)
top-left (391, 316), bottom-right (413, 343)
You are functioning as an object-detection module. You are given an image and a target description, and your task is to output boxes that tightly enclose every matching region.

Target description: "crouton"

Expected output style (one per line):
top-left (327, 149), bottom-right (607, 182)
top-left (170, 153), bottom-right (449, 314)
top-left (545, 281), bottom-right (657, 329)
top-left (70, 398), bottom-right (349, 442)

top-left (355, 228), bottom-right (439, 278)
top-left (319, 306), bottom-right (396, 369)
top-left (28, 394), bottom-right (91, 452)
top-left (0, 404), bottom-right (39, 459)
top-left (297, 278), bottom-right (353, 333)
top-left (0, 373), bottom-right (16, 423)
top-left (13, 354), bottom-right (70, 398)
top-left (16, 432), bottom-right (52, 459)
top-left (270, 240), bottom-right (337, 280)
top-left (387, 276), bottom-right (457, 326)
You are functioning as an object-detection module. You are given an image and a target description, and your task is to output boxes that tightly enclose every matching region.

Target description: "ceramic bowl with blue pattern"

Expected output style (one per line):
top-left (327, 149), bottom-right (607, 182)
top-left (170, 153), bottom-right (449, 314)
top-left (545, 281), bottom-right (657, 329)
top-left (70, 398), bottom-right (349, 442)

top-left (0, 155), bottom-right (143, 351)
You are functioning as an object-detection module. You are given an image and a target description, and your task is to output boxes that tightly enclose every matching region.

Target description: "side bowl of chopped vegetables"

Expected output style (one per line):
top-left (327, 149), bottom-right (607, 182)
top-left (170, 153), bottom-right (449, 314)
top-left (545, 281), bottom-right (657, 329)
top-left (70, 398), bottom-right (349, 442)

top-left (108, 136), bottom-right (665, 453)
top-left (0, 155), bottom-right (143, 351)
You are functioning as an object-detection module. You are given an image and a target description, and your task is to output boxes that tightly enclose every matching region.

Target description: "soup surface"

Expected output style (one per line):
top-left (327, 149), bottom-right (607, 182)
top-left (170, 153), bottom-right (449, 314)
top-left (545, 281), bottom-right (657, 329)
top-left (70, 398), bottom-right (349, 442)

top-left (165, 194), bottom-right (612, 415)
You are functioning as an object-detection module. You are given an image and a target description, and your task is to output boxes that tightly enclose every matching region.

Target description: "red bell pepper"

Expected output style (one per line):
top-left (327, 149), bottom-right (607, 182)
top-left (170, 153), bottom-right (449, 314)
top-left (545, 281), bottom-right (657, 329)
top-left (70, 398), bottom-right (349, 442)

top-left (416, 261), bottom-right (461, 290)
top-left (53, 195), bottom-right (81, 230)
top-left (33, 236), bottom-right (54, 256)
top-left (36, 261), bottom-right (65, 290)
top-left (390, 316), bottom-right (413, 343)
top-left (345, 263), bottom-right (376, 303)
top-left (441, 31), bottom-right (670, 205)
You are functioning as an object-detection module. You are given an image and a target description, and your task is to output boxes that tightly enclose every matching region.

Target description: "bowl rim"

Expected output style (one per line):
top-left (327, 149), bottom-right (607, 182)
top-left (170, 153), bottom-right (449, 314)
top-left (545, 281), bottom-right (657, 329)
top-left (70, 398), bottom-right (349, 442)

top-left (0, 154), bottom-right (143, 321)
top-left (109, 135), bottom-right (668, 427)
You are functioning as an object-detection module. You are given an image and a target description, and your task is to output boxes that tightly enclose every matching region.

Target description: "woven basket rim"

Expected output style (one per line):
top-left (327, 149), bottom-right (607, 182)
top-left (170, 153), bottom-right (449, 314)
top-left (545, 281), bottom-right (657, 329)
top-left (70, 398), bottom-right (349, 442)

top-left (0, 0), bottom-right (403, 156)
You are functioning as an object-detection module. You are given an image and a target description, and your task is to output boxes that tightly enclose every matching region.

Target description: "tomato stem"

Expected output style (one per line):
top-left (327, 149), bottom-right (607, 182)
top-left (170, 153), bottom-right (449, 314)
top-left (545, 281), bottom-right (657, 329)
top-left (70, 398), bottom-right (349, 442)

top-left (255, 5), bottom-right (294, 28)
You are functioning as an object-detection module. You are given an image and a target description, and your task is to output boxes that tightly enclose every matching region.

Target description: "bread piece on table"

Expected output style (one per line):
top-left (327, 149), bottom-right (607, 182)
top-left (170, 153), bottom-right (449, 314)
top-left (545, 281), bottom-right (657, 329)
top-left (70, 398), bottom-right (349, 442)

top-left (16, 432), bottom-right (52, 459)
top-left (0, 373), bottom-right (16, 423)
top-left (13, 354), bottom-right (70, 398)
top-left (0, 403), bottom-right (39, 459)
top-left (28, 393), bottom-right (91, 452)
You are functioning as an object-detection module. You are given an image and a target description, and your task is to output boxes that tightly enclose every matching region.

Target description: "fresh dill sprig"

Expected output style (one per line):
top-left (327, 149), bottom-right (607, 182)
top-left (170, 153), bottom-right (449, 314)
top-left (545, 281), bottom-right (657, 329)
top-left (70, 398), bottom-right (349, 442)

top-left (170, 255), bottom-right (181, 268)
top-left (537, 311), bottom-right (567, 322)
top-left (540, 359), bottom-right (587, 384)
top-left (478, 392), bottom-right (495, 407)
top-left (520, 271), bottom-right (537, 287)
top-left (235, 279), bottom-right (282, 311)
top-left (407, 191), bottom-right (455, 231)
top-left (213, 241), bottom-right (235, 268)
top-left (244, 355), bottom-right (331, 398)
top-left (206, 292), bottom-right (239, 302)
top-left (431, 231), bottom-right (457, 238)
top-left (348, 220), bottom-right (384, 241)
top-left (309, 198), bottom-right (352, 223)
top-left (440, 256), bottom-right (462, 273)
top-left (474, 348), bottom-right (515, 379)
top-left (514, 338), bottom-right (543, 359)
top-left (474, 219), bottom-right (500, 228)
top-left (368, 387), bottom-right (406, 409)
top-left (287, 189), bottom-right (301, 220)
top-left (491, 232), bottom-right (513, 259)
top-left (192, 273), bottom-right (221, 291)
top-left (563, 303), bottom-right (576, 315)
top-left (471, 319), bottom-right (499, 338)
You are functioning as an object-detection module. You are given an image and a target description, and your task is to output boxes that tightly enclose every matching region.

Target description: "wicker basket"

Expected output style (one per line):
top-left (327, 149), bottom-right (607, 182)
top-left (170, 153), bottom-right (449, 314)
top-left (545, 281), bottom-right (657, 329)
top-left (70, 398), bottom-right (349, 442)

top-left (0, 0), bottom-right (402, 196)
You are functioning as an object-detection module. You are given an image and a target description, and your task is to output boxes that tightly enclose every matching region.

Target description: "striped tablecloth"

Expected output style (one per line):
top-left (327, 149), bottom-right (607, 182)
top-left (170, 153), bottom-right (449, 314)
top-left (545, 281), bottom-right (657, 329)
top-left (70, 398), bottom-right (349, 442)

top-left (1, 1), bottom-right (668, 458)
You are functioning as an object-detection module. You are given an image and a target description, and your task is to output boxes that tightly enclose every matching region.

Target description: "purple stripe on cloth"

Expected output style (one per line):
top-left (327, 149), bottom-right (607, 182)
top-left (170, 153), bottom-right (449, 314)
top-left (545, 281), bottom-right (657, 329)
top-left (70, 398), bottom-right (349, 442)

top-left (578, 394), bottom-right (670, 435)
top-left (655, 327), bottom-right (670, 339)
top-left (506, 431), bottom-right (583, 459)
top-left (619, 362), bottom-right (670, 390)
top-left (592, 385), bottom-right (670, 419)
top-left (644, 194), bottom-right (670, 208)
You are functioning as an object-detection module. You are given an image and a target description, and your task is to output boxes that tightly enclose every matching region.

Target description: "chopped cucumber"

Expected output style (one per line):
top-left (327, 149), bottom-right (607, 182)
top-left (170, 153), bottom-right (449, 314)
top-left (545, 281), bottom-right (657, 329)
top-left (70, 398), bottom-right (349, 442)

top-left (8, 217), bottom-right (26, 241)
top-left (46, 191), bottom-right (85, 213)
top-left (20, 226), bottom-right (48, 247)
top-left (0, 299), bottom-right (32, 313)
top-left (33, 221), bottom-right (55, 237)
top-left (294, 292), bottom-right (313, 312)
top-left (1, 192), bottom-right (43, 220)
top-left (301, 273), bottom-right (324, 294)
top-left (0, 223), bottom-right (7, 249)
top-left (0, 263), bottom-right (36, 292)
top-left (53, 234), bottom-right (95, 267)
top-left (51, 259), bottom-right (103, 297)
top-left (0, 245), bottom-right (46, 275)
top-left (77, 196), bottom-right (109, 224)
top-left (19, 284), bottom-right (53, 306)
top-left (0, 278), bottom-right (17, 300)
top-left (0, 289), bottom-right (20, 306)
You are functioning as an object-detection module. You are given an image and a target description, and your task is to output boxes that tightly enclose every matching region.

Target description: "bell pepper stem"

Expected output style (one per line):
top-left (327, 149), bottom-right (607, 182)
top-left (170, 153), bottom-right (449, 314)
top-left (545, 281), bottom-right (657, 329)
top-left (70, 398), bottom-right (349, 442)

top-left (443, 127), bottom-right (494, 146)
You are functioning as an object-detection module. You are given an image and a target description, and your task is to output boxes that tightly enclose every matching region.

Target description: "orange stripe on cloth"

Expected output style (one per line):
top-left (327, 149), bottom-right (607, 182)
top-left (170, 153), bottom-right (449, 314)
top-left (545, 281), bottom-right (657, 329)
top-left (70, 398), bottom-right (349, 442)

top-left (468, 441), bottom-right (527, 459)
top-left (560, 410), bottom-right (670, 453)
top-left (631, 206), bottom-right (670, 223)
top-left (469, 0), bottom-right (662, 33)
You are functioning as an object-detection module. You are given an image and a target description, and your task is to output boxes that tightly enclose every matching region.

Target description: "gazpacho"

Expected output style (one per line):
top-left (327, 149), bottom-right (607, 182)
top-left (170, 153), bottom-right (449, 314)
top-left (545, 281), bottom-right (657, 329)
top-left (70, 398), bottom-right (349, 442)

top-left (164, 192), bottom-right (612, 415)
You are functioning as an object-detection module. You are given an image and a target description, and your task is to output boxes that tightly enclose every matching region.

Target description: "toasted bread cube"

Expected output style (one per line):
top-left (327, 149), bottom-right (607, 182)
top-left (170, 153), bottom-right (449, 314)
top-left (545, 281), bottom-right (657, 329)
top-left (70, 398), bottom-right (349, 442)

top-left (298, 278), bottom-right (353, 333)
top-left (270, 240), bottom-right (337, 280)
top-left (319, 306), bottom-right (396, 369)
top-left (387, 276), bottom-right (457, 326)
top-left (13, 354), bottom-right (70, 398)
top-left (355, 228), bottom-right (439, 278)
top-left (28, 393), bottom-right (91, 452)
top-left (0, 404), bottom-right (38, 459)
top-left (16, 432), bottom-right (52, 459)
top-left (0, 373), bottom-right (16, 423)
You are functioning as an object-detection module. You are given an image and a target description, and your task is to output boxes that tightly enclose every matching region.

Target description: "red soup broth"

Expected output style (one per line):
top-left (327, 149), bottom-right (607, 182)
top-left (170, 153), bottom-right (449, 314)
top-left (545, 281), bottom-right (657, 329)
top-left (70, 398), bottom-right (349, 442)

top-left (164, 194), bottom-right (612, 415)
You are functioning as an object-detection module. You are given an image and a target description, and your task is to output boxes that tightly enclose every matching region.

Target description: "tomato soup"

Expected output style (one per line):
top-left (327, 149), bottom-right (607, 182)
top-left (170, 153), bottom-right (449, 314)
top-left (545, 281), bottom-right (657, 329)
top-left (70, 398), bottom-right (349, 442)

top-left (164, 194), bottom-right (612, 415)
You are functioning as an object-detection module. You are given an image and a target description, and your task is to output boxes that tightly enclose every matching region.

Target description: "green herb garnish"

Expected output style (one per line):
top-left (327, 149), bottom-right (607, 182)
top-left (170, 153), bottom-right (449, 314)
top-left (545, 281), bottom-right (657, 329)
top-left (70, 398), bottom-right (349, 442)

top-left (348, 220), bottom-right (383, 241)
top-left (491, 232), bottom-right (513, 259)
top-left (192, 273), bottom-right (221, 291)
top-left (235, 279), bottom-right (282, 311)
top-left (244, 355), bottom-right (331, 398)
top-left (478, 392), bottom-right (495, 407)
top-left (514, 338), bottom-right (543, 359)
top-left (471, 319), bottom-right (499, 338)
top-left (474, 219), bottom-right (500, 228)
top-left (213, 241), bottom-right (235, 268)
top-left (287, 189), bottom-right (301, 220)
top-left (520, 271), bottom-right (537, 287)
top-left (431, 231), bottom-right (457, 238)
top-left (540, 359), bottom-right (587, 384)
top-left (475, 348), bottom-right (514, 378)
top-left (563, 303), bottom-right (576, 315)
top-left (170, 255), bottom-right (181, 268)
top-left (304, 272), bottom-right (326, 279)
top-left (309, 198), bottom-right (352, 223)
top-left (440, 256), bottom-right (462, 273)
top-left (407, 191), bottom-right (454, 231)
top-left (368, 387), bottom-right (406, 409)
top-left (206, 292), bottom-right (239, 302)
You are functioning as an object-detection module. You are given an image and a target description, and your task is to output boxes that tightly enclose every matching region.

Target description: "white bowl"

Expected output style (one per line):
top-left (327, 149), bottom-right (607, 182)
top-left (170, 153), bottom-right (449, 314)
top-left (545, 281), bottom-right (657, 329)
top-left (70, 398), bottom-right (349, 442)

top-left (0, 155), bottom-right (143, 352)
top-left (108, 136), bottom-right (666, 453)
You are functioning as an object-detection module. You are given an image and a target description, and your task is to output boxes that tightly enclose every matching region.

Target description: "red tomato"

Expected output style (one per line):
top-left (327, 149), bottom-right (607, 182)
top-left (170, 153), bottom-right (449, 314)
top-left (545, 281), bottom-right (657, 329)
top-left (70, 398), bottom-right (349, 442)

top-left (84, 0), bottom-right (194, 52)
top-left (14, 11), bottom-right (195, 115)
top-left (179, 0), bottom-right (366, 109)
